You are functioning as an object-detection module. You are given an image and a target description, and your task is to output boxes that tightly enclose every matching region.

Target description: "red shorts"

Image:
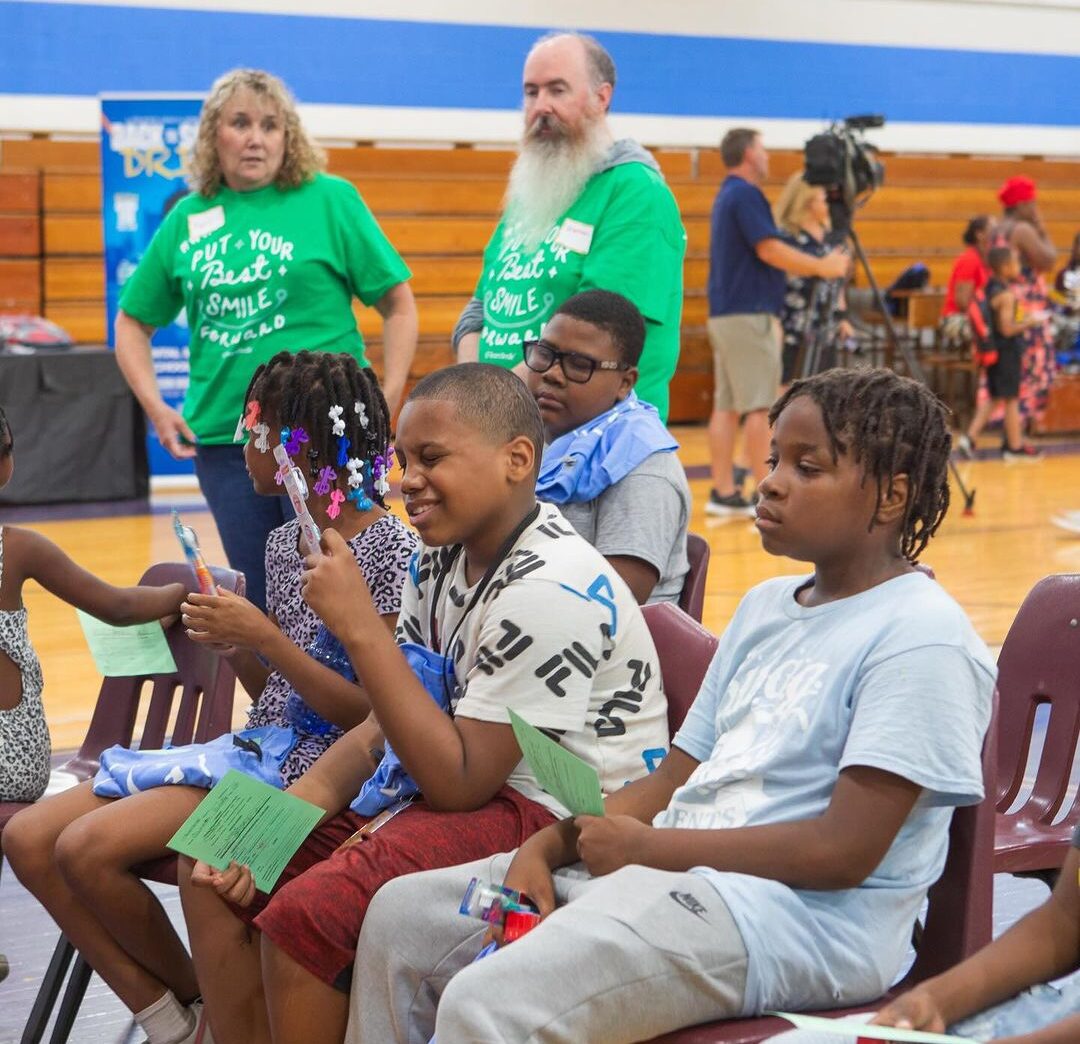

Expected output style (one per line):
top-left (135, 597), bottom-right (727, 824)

top-left (252, 786), bottom-right (555, 990)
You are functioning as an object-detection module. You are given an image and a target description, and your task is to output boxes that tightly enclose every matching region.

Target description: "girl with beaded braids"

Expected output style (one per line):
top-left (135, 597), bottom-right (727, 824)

top-left (3, 354), bottom-right (417, 1044)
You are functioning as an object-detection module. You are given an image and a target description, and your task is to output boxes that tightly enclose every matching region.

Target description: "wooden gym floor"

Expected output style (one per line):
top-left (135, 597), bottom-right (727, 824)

top-left (3, 424), bottom-right (1078, 753)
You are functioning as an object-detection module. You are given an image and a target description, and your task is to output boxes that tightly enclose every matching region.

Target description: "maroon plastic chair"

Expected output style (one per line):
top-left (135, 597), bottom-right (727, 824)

top-left (678, 534), bottom-right (711, 625)
top-left (642, 602), bottom-right (719, 739)
top-left (994, 573), bottom-right (1080, 877)
top-left (15, 561), bottom-right (243, 1044)
top-left (644, 695), bottom-right (999, 1044)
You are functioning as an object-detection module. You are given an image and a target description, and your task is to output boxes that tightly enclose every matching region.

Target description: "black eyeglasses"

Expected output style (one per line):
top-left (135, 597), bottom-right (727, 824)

top-left (522, 339), bottom-right (628, 384)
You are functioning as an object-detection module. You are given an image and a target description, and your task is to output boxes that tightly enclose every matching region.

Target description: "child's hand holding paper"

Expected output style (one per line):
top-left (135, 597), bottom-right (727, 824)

top-left (168, 770), bottom-right (324, 894)
top-left (190, 859), bottom-right (257, 908)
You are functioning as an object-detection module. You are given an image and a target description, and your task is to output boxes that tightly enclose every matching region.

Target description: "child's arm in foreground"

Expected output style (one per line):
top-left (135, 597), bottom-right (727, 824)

top-left (182, 589), bottom-right (394, 730)
top-left (504, 750), bottom-right (920, 915)
top-left (301, 530), bottom-right (525, 812)
top-left (870, 847), bottom-right (1080, 1042)
top-left (4, 526), bottom-right (185, 623)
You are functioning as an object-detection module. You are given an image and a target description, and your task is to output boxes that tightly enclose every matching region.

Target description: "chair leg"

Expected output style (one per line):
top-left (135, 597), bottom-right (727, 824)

top-left (47, 955), bottom-right (93, 1044)
top-left (20, 937), bottom-right (75, 1044)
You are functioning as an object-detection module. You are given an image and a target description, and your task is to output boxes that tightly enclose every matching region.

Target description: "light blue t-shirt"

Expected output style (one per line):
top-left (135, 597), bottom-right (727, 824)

top-left (655, 571), bottom-right (995, 1015)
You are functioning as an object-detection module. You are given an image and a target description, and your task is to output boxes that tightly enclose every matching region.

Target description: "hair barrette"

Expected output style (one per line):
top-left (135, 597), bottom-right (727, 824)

top-left (354, 401), bottom-right (368, 429)
top-left (243, 400), bottom-right (261, 431)
top-left (329, 404), bottom-right (345, 438)
top-left (374, 474), bottom-right (390, 498)
top-left (252, 421), bottom-right (270, 453)
top-left (348, 486), bottom-right (374, 512)
top-left (327, 489), bottom-right (346, 520)
top-left (336, 435), bottom-right (351, 468)
top-left (345, 457), bottom-right (365, 489)
top-left (284, 427), bottom-right (309, 457)
top-left (314, 466), bottom-right (337, 497)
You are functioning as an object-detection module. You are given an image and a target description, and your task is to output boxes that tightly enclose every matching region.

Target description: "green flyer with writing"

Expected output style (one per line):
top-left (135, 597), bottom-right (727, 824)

top-left (167, 770), bottom-right (325, 893)
top-left (76, 610), bottom-right (177, 677)
top-left (508, 708), bottom-right (604, 817)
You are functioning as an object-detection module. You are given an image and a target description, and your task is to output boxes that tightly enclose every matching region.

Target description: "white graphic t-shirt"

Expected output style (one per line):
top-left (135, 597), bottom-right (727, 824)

top-left (658, 571), bottom-right (995, 1014)
top-left (395, 502), bottom-right (669, 816)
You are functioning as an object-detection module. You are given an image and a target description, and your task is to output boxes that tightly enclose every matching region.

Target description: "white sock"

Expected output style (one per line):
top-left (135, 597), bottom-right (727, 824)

top-left (134, 991), bottom-right (196, 1044)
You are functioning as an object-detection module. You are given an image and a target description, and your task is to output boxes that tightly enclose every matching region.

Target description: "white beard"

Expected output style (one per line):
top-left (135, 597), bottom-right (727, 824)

top-left (502, 115), bottom-right (610, 254)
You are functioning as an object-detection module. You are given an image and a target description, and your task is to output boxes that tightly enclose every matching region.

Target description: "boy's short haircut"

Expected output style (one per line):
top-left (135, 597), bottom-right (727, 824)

top-left (408, 364), bottom-right (544, 471)
top-left (720, 128), bottom-right (760, 169)
top-left (769, 368), bottom-right (951, 563)
top-left (987, 245), bottom-right (1015, 273)
top-left (553, 290), bottom-right (646, 366)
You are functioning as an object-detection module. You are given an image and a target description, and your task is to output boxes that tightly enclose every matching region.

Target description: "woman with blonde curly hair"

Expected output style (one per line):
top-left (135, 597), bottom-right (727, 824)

top-left (115, 68), bottom-right (417, 610)
top-left (774, 172), bottom-right (854, 387)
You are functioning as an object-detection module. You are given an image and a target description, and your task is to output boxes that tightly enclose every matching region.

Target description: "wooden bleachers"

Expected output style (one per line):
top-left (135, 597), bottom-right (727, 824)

top-left (2, 138), bottom-right (1078, 422)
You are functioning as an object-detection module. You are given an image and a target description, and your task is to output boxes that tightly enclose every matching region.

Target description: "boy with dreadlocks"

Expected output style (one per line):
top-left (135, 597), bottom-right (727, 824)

top-left (4, 351), bottom-right (416, 1044)
top-left (344, 367), bottom-right (995, 1044)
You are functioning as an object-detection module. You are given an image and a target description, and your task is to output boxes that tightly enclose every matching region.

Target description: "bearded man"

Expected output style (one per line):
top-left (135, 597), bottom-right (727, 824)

top-left (452, 31), bottom-right (686, 422)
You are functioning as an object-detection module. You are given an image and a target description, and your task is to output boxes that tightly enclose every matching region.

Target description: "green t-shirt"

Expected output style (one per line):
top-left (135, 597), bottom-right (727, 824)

top-left (119, 173), bottom-right (411, 444)
top-left (476, 161), bottom-right (686, 421)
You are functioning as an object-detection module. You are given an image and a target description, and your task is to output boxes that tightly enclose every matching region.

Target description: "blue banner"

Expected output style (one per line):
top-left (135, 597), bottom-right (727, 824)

top-left (101, 95), bottom-right (202, 478)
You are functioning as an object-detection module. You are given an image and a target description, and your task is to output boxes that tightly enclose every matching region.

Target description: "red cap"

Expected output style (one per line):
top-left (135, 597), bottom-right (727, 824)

top-left (998, 175), bottom-right (1037, 207)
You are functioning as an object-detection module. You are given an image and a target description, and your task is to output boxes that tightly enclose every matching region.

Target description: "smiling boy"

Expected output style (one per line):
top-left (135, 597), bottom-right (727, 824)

top-left (178, 363), bottom-right (669, 1044)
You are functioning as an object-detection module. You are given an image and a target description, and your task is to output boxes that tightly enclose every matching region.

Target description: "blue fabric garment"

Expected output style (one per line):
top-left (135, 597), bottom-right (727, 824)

top-left (91, 725), bottom-right (298, 797)
top-left (707, 175), bottom-right (786, 317)
top-left (349, 643), bottom-right (454, 816)
top-left (535, 393), bottom-right (678, 506)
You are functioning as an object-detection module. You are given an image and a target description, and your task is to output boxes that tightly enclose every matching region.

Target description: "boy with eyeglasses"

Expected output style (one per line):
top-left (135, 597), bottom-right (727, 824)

top-left (524, 289), bottom-right (691, 604)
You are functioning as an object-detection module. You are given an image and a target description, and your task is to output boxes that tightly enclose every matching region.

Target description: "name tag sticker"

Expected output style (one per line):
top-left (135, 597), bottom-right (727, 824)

top-left (555, 219), bottom-right (594, 255)
top-left (187, 206), bottom-right (225, 242)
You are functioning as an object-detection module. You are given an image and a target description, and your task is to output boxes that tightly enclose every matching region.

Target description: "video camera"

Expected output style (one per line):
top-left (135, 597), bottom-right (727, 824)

top-left (804, 115), bottom-right (886, 238)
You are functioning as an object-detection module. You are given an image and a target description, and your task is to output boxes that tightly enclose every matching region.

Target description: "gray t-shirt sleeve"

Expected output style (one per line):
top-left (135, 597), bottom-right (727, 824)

top-left (589, 451), bottom-right (690, 603)
top-left (451, 296), bottom-right (484, 351)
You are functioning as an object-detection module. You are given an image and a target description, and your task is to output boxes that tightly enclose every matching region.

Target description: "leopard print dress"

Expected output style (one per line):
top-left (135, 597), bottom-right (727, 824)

top-left (0, 527), bottom-right (50, 802)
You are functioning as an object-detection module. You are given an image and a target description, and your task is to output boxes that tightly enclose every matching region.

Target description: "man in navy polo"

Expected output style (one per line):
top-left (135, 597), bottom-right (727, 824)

top-left (706, 128), bottom-right (848, 516)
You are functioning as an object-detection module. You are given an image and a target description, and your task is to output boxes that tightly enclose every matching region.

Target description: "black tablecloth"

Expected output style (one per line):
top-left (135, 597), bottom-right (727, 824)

top-left (0, 347), bottom-right (148, 504)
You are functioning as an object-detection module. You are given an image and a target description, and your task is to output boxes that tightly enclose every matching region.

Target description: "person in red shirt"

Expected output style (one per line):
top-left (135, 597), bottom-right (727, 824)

top-left (939, 216), bottom-right (993, 348)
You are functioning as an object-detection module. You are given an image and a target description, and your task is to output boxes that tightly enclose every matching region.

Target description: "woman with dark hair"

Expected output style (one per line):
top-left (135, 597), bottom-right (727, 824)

top-left (938, 215), bottom-right (992, 349)
top-left (114, 68), bottom-right (418, 610)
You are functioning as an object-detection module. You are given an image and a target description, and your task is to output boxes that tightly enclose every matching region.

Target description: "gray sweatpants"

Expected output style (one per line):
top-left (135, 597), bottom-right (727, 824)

top-left (346, 850), bottom-right (749, 1044)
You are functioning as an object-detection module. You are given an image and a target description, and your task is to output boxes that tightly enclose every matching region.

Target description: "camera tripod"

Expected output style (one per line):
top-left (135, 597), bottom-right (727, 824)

top-left (795, 273), bottom-right (844, 381)
top-left (854, 229), bottom-right (976, 513)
